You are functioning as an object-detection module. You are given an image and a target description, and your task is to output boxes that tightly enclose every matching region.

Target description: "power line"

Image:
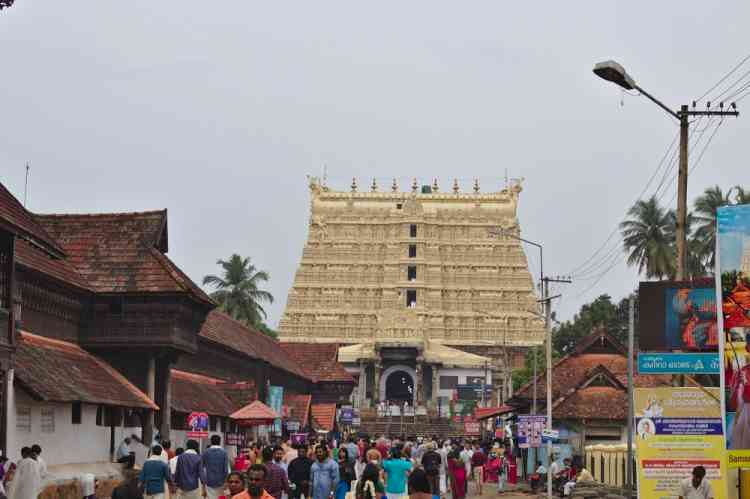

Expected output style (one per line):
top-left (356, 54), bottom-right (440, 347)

top-left (710, 66), bottom-right (750, 103)
top-left (696, 52), bottom-right (750, 102)
top-left (566, 131), bottom-right (679, 277)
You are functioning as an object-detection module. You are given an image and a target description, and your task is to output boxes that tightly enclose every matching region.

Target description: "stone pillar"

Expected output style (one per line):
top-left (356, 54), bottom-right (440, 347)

top-left (431, 365), bottom-right (440, 410)
top-left (357, 361), bottom-right (366, 408)
top-left (414, 359), bottom-right (422, 407)
top-left (373, 361), bottom-right (382, 404)
top-left (143, 355), bottom-right (156, 445)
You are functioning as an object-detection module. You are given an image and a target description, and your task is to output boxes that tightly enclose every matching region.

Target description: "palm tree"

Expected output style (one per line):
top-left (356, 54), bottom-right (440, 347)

top-left (693, 186), bottom-right (732, 267)
top-left (202, 254), bottom-right (274, 328)
top-left (620, 196), bottom-right (675, 279)
top-left (735, 186), bottom-right (750, 205)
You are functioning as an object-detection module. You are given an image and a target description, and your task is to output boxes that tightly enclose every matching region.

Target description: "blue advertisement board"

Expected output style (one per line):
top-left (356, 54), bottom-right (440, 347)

top-left (637, 352), bottom-right (720, 374)
top-left (267, 385), bottom-right (284, 435)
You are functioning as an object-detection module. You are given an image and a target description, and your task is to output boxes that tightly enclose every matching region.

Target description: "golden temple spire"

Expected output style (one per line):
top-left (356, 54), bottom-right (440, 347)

top-left (474, 178), bottom-right (480, 193)
top-left (412, 178), bottom-right (418, 193)
top-left (351, 177), bottom-right (357, 193)
top-left (453, 178), bottom-right (459, 194)
top-left (432, 178), bottom-right (439, 192)
top-left (392, 178), bottom-right (398, 192)
top-left (371, 178), bottom-right (378, 192)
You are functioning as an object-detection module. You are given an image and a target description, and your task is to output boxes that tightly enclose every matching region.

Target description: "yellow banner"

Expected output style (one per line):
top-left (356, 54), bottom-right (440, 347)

top-left (635, 387), bottom-right (726, 499)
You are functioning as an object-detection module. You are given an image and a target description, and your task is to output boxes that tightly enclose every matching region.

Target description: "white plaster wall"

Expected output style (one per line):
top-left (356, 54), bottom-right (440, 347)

top-left (436, 367), bottom-right (492, 400)
top-left (8, 386), bottom-right (143, 466)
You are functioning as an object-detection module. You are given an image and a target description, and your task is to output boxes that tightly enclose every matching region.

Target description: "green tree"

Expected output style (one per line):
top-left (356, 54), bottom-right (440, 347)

top-left (512, 347), bottom-right (560, 392)
top-left (202, 254), bottom-right (275, 334)
top-left (552, 294), bottom-right (624, 353)
top-left (693, 186), bottom-right (732, 268)
top-left (255, 322), bottom-right (279, 339)
top-left (620, 196), bottom-right (675, 280)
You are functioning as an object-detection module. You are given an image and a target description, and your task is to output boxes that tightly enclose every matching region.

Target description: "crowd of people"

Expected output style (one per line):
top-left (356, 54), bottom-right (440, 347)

top-left (0, 444), bottom-right (51, 499)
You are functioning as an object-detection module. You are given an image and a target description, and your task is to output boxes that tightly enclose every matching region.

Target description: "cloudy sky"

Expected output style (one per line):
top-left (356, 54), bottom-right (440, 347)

top-left (2, 1), bottom-right (749, 326)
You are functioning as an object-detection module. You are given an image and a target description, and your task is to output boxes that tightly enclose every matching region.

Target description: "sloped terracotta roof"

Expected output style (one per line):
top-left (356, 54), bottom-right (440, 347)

top-left (280, 343), bottom-right (355, 383)
top-left (0, 182), bottom-right (64, 257)
top-left (15, 331), bottom-right (157, 409)
top-left (230, 400), bottom-right (279, 421)
top-left (311, 403), bottom-right (336, 431)
top-left (284, 393), bottom-right (312, 427)
top-left (219, 381), bottom-right (258, 412)
top-left (553, 386), bottom-right (627, 420)
top-left (34, 210), bottom-right (211, 304)
top-left (200, 310), bottom-right (310, 380)
top-left (514, 330), bottom-right (669, 403)
top-left (475, 405), bottom-right (514, 420)
top-left (170, 369), bottom-right (236, 416)
top-left (14, 239), bottom-right (92, 291)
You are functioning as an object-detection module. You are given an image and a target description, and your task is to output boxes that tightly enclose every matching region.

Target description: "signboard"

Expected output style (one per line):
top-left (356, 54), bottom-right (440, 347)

top-left (186, 412), bottom-right (209, 438)
top-left (340, 407), bottom-right (354, 424)
top-left (286, 420), bottom-right (301, 432)
top-left (638, 352), bottom-right (720, 374)
top-left (266, 386), bottom-right (284, 435)
top-left (639, 280), bottom-right (718, 351)
top-left (517, 415), bottom-right (546, 449)
top-left (541, 429), bottom-right (559, 439)
top-left (634, 387), bottom-right (725, 499)
top-left (290, 433), bottom-right (307, 445)
top-left (464, 421), bottom-right (481, 436)
top-left (225, 433), bottom-right (245, 446)
top-left (717, 204), bottom-right (750, 473)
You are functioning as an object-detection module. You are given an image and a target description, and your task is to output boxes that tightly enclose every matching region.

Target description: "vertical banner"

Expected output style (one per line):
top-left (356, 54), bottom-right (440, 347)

top-left (267, 386), bottom-right (284, 435)
top-left (634, 387), bottom-right (725, 499)
top-left (717, 204), bottom-right (750, 469)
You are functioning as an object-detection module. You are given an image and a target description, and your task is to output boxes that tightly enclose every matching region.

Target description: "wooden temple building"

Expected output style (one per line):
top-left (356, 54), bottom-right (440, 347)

top-left (0, 181), bottom-right (354, 470)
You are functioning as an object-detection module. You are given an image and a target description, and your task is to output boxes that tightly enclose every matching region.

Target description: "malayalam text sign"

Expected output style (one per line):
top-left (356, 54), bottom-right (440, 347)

top-left (634, 387), bottom-right (725, 499)
top-left (638, 352), bottom-right (720, 374)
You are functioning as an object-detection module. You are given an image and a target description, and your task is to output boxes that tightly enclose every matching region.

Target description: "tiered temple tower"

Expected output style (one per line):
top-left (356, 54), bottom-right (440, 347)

top-left (279, 177), bottom-right (545, 408)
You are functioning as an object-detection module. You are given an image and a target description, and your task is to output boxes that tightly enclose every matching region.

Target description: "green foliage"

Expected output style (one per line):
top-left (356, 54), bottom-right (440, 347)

top-left (255, 322), bottom-right (279, 339)
top-left (512, 346), bottom-right (561, 392)
top-left (203, 254), bottom-right (275, 330)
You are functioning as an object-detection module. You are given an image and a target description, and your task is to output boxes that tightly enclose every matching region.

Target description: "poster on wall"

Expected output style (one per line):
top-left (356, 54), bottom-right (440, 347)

top-left (717, 204), bottom-right (750, 468)
top-left (517, 415), bottom-right (545, 448)
top-left (186, 412), bottom-right (209, 438)
top-left (266, 386), bottom-right (284, 435)
top-left (639, 280), bottom-right (718, 351)
top-left (634, 387), bottom-right (725, 499)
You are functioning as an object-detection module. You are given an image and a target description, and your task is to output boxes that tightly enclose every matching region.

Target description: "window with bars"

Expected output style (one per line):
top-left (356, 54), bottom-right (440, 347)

top-left (16, 406), bottom-right (31, 432)
top-left (41, 407), bottom-right (55, 433)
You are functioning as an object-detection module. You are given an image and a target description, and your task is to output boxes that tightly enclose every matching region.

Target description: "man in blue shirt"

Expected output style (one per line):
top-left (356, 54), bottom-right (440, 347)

top-left (139, 445), bottom-right (171, 498)
top-left (383, 447), bottom-right (412, 499)
top-left (202, 435), bottom-right (229, 499)
top-left (174, 439), bottom-right (202, 499)
top-left (309, 444), bottom-right (338, 499)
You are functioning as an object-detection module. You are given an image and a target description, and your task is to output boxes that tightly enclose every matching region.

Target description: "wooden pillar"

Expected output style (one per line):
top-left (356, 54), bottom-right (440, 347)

top-left (143, 355), bottom-right (156, 444)
top-left (160, 363), bottom-right (172, 441)
top-left (414, 358), bottom-right (423, 407)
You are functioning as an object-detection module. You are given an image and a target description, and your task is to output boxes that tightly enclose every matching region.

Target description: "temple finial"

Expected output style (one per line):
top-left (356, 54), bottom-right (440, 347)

top-left (474, 178), bottom-right (480, 193)
top-left (432, 178), bottom-right (439, 192)
top-left (371, 178), bottom-right (378, 192)
top-left (351, 177), bottom-right (357, 193)
top-left (412, 178), bottom-right (418, 193)
top-left (453, 178), bottom-right (459, 194)
top-left (392, 178), bottom-right (398, 192)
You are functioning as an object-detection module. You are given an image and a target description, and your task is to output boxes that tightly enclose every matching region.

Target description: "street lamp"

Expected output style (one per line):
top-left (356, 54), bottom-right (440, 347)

top-left (593, 60), bottom-right (739, 281)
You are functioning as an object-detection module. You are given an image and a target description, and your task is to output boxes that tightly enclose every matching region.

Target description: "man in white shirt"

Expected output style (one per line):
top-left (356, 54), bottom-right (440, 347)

top-left (679, 466), bottom-right (714, 499)
top-left (30, 445), bottom-right (48, 482)
top-left (7, 447), bottom-right (42, 499)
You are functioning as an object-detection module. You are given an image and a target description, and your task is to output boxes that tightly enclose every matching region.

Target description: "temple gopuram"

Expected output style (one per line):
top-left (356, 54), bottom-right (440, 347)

top-left (279, 177), bottom-right (545, 412)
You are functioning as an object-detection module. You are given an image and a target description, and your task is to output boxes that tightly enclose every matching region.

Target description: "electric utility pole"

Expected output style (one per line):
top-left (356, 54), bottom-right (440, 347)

top-left (593, 61), bottom-right (740, 280)
top-left (626, 296), bottom-right (635, 490)
top-left (542, 276), bottom-right (571, 499)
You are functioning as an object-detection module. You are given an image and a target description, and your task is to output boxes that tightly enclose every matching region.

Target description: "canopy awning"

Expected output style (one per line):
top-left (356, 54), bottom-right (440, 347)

top-left (475, 405), bottom-right (515, 420)
top-left (230, 400), bottom-right (280, 426)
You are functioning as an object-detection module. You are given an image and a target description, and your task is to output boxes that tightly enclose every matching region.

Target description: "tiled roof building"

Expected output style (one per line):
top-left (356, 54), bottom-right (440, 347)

top-left (510, 329), bottom-right (670, 451)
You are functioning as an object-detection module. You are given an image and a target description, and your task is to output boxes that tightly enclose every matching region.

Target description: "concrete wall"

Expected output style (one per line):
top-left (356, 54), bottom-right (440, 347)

top-left (7, 384), bottom-right (142, 466)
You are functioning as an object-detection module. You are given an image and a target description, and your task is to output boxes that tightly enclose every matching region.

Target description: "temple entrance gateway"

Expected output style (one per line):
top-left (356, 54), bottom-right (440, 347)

top-left (385, 370), bottom-right (414, 402)
top-left (379, 364), bottom-right (416, 404)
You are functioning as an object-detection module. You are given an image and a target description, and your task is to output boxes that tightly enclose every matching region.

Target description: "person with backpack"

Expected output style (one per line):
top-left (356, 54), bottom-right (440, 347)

top-left (420, 443), bottom-right (441, 497)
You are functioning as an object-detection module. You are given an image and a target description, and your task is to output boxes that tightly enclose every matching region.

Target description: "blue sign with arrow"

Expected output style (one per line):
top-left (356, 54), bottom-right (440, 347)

top-left (637, 352), bottom-right (719, 374)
